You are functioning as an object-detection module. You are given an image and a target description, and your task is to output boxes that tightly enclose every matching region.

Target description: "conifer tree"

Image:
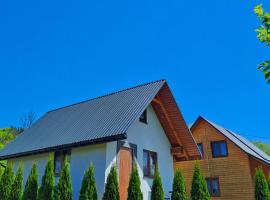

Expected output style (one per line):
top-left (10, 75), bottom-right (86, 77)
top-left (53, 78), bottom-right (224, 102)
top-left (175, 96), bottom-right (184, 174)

top-left (127, 164), bottom-right (143, 200)
top-left (56, 158), bottom-right (72, 200)
top-left (255, 167), bottom-right (270, 200)
top-left (102, 166), bottom-right (120, 200)
top-left (0, 162), bottom-right (14, 200)
top-left (79, 163), bottom-right (98, 200)
top-left (267, 173), bottom-right (270, 192)
top-left (171, 169), bottom-right (188, 200)
top-left (23, 163), bottom-right (39, 200)
top-left (9, 163), bottom-right (24, 200)
top-left (151, 165), bottom-right (164, 200)
top-left (190, 163), bottom-right (210, 200)
top-left (38, 156), bottom-right (54, 200)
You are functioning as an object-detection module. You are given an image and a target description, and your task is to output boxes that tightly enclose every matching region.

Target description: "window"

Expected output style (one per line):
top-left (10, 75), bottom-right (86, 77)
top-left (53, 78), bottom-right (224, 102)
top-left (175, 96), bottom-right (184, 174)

top-left (206, 178), bottom-right (220, 197)
top-left (54, 150), bottom-right (71, 176)
top-left (197, 143), bottom-right (204, 158)
top-left (139, 110), bottom-right (147, 124)
top-left (143, 150), bottom-right (157, 178)
top-left (211, 141), bottom-right (228, 158)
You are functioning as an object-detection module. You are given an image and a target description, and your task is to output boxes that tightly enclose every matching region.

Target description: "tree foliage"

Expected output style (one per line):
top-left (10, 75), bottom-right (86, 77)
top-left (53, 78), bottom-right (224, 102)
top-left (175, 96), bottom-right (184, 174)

top-left (23, 163), bottom-right (39, 200)
top-left (127, 164), bottom-right (143, 200)
top-left (171, 169), bottom-right (188, 200)
top-left (254, 142), bottom-right (270, 156)
top-left (38, 156), bottom-right (54, 200)
top-left (102, 166), bottom-right (120, 200)
top-left (190, 163), bottom-right (210, 200)
top-left (9, 163), bottom-right (24, 200)
top-left (254, 4), bottom-right (270, 84)
top-left (55, 159), bottom-right (72, 200)
top-left (151, 166), bottom-right (164, 200)
top-left (0, 162), bottom-right (14, 200)
top-left (79, 163), bottom-right (98, 200)
top-left (254, 167), bottom-right (270, 200)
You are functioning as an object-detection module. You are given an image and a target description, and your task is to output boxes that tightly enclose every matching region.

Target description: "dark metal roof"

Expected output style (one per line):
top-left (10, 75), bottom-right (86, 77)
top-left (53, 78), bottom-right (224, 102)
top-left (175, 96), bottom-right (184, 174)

top-left (194, 116), bottom-right (270, 164)
top-left (0, 80), bottom-right (166, 159)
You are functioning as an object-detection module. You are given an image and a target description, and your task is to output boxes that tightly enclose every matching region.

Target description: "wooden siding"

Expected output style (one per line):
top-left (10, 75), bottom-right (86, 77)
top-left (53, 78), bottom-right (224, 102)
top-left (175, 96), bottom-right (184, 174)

top-left (249, 156), bottom-right (270, 178)
top-left (174, 120), bottom-right (254, 200)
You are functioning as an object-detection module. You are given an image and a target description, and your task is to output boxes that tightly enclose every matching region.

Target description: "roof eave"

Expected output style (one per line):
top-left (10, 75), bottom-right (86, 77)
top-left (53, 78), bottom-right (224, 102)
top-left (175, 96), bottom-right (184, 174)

top-left (0, 133), bottom-right (127, 160)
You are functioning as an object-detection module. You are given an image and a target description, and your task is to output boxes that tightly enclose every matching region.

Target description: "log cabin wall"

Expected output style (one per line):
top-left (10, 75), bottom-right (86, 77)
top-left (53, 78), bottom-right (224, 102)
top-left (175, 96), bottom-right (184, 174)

top-left (174, 120), bottom-right (255, 200)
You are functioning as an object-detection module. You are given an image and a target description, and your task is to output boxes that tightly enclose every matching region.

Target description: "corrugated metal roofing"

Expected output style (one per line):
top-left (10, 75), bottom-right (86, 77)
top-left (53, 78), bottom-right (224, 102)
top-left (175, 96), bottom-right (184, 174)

top-left (199, 116), bottom-right (270, 164)
top-left (0, 80), bottom-right (166, 159)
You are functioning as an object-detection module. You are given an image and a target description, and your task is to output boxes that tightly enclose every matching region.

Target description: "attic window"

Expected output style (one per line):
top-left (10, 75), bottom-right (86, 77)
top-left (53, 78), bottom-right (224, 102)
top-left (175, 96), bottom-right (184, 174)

top-left (139, 110), bottom-right (147, 124)
top-left (54, 150), bottom-right (71, 176)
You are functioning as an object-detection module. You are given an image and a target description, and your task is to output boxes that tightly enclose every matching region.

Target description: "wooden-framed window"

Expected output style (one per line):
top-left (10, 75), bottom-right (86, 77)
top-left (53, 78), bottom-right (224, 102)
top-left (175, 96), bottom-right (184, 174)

top-left (54, 149), bottom-right (71, 176)
top-left (206, 177), bottom-right (220, 197)
top-left (143, 149), bottom-right (157, 178)
top-left (139, 110), bottom-right (147, 124)
top-left (197, 143), bottom-right (204, 158)
top-left (211, 140), bottom-right (228, 158)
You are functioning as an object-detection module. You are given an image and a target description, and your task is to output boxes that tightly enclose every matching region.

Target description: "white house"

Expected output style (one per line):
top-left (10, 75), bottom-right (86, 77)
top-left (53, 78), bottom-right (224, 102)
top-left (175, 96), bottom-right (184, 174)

top-left (0, 80), bottom-right (200, 200)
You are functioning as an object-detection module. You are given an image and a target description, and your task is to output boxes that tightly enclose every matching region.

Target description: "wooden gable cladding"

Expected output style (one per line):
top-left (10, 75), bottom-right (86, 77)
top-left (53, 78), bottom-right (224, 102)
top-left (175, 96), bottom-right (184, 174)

top-left (151, 83), bottom-right (200, 160)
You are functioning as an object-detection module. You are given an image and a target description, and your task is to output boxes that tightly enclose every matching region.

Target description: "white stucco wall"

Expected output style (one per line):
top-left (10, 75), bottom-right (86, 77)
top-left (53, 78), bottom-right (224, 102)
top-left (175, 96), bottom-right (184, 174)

top-left (10, 143), bottom-right (107, 200)
top-left (105, 105), bottom-right (174, 200)
top-left (127, 105), bottom-right (174, 199)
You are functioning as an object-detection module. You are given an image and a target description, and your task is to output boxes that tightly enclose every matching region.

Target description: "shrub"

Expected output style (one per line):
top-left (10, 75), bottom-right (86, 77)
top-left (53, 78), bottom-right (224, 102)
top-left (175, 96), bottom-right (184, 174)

top-left (151, 165), bottom-right (164, 200)
top-left (102, 166), bottom-right (120, 200)
top-left (0, 162), bottom-right (14, 200)
top-left (79, 163), bottom-right (98, 200)
top-left (171, 169), bottom-right (188, 200)
top-left (55, 159), bottom-right (72, 200)
top-left (190, 163), bottom-right (210, 200)
top-left (38, 155), bottom-right (54, 200)
top-left (127, 164), bottom-right (143, 200)
top-left (23, 163), bottom-right (39, 200)
top-left (9, 162), bottom-right (24, 200)
top-left (255, 167), bottom-right (270, 200)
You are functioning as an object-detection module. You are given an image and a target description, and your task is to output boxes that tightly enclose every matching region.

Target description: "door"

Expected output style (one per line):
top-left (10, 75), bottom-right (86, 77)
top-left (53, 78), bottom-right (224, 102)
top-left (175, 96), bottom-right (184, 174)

top-left (119, 147), bottom-right (133, 200)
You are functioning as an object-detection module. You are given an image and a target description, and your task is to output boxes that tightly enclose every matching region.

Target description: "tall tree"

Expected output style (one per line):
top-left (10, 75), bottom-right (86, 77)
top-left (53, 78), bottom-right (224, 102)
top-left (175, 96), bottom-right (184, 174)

top-left (254, 4), bottom-right (270, 84)
top-left (102, 166), bottom-right (120, 200)
top-left (9, 163), bottom-right (24, 200)
top-left (38, 156), bottom-right (54, 200)
top-left (55, 159), bottom-right (72, 200)
top-left (20, 111), bottom-right (36, 130)
top-left (171, 169), bottom-right (188, 200)
top-left (23, 163), bottom-right (39, 200)
top-left (0, 162), bottom-right (14, 200)
top-left (127, 164), bottom-right (143, 200)
top-left (151, 166), bottom-right (164, 200)
top-left (190, 163), bottom-right (210, 200)
top-left (79, 163), bottom-right (98, 200)
top-left (254, 167), bottom-right (270, 200)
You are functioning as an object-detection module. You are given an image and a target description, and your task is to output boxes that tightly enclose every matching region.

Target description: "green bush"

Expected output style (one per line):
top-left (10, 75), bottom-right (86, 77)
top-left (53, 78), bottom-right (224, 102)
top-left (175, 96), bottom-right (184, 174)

top-left (9, 162), bottom-right (24, 200)
top-left (255, 167), bottom-right (270, 200)
top-left (79, 163), bottom-right (98, 200)
top-left (127, 164), bottom-right (143, 200)
top-left (38, 155), bottom-right (54, 200)
top-left (102, 166), bottom-right (119, 200)
top-left (171, 169), bottom-right (188, 200)
top-left (55, 159), bottom-right (72, 200)
top-left (151, 166), bottom-right (164, 200)
top-left (23, 163), bottom-right (39, 200)
top-left (0, 162), bottom-right (14, 200)
top-left (190, 163), bottom-right (210, 200)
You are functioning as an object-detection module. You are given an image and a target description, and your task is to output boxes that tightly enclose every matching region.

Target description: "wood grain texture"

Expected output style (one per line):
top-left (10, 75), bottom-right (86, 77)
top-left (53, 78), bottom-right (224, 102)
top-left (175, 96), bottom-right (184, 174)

top-left (175, 120), bottom-right (256, 200)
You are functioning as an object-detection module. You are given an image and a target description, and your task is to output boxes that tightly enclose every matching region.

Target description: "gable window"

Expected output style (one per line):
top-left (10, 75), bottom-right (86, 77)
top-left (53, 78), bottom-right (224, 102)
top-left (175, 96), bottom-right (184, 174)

top-left (211, 141), bottom-right (228, 158)
top-left (54, 150), bottom-right (71, 176)
top-left (197, 143), bottom-right (204, 158)
top-left (139, 110), bottom-right (147, 124)
top-left (206, 177), bottom-right (220, 197)
top-left (143, 150), bottom-right (157, 178)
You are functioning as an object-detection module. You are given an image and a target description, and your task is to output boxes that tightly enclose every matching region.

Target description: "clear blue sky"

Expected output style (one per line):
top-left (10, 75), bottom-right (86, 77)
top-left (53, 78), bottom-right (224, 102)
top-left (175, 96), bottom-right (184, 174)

top-left (0, 0), bottom-right (269, 142)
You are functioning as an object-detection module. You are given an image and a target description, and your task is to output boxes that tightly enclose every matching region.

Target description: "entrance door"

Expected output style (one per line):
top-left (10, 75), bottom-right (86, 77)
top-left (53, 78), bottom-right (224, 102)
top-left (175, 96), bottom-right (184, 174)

top-left (119, 147), bottom-right (133, 200)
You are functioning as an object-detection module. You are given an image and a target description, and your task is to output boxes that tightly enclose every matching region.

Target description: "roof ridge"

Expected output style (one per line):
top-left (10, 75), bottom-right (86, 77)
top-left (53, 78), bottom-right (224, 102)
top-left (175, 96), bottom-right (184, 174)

top-left (47, 79), bottom-right (166, 113)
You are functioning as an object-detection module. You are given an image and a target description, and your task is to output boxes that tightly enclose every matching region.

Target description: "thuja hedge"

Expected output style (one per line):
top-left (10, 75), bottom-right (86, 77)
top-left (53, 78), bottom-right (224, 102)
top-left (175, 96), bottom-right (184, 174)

top-left (0, 159), bottom-right (224, 200)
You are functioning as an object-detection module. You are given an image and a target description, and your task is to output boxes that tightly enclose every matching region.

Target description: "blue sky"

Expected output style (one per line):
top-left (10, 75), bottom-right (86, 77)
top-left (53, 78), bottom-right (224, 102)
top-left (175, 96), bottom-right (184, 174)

top-left (0, 0), bottom-right (269, 142)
